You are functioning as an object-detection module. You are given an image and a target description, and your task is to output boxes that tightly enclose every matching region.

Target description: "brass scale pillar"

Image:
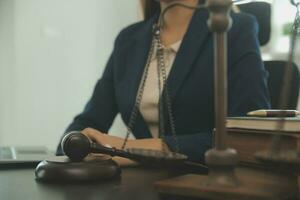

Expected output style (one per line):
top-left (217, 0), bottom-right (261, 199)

top-left (205, 0), bottom-right (239, 187)
top-left (155, 0), bottom-right (299, 199)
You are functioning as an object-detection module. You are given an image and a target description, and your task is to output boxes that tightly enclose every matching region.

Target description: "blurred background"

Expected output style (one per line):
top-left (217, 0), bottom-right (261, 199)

top-left (0, 0), bottom-right (298, 151)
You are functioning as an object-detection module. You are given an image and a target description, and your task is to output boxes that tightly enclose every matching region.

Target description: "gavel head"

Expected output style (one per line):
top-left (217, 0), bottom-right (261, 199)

top-left (61, 131), bottom-right (91, 162)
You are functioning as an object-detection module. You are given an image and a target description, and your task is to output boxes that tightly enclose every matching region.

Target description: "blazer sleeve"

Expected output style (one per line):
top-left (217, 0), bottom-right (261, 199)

top-left (228, 14), bottom-right (271, 116)
top-left (56, 39), bottom-right (119, 155)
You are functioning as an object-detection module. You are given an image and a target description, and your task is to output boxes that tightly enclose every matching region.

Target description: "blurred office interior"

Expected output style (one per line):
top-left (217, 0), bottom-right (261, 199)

top-left (0, 0), bottom-right (298, 150)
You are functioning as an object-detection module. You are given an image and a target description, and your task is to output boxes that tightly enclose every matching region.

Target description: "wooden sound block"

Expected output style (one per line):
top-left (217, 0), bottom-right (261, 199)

top-left (35, 155), bottom-right (121, 182)
top-left (154, 167), bottom-right (298, 200)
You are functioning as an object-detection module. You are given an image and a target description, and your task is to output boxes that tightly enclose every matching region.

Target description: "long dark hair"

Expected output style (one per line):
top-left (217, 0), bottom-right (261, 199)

top-left (141, 0), bottom-right (205, 21)
top-left (141, 0), bottom-right (160, 20)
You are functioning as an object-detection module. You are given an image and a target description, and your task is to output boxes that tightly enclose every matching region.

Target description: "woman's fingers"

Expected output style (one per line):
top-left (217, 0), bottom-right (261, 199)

top-left (81, 128), bottom-right (105, 144)
top-left (80, 128), bottom-right (170, 152)
top-left (81, 128), bottom-right (125, 149)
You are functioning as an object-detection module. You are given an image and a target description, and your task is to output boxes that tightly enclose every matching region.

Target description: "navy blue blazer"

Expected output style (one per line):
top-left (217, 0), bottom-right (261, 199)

top-left (57, 10), bottom-right (270, 162)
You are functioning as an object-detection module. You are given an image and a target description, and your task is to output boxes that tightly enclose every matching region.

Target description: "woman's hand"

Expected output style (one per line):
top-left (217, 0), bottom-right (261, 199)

top-left (81, 128), bottom-right (125, 149)
top-left (81, 127), bottom-right (169, 151)
top-left (81, 127), bottom-right (170, 166)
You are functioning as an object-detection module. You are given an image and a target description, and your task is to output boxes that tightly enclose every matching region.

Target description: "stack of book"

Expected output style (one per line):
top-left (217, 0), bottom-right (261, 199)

top-left (226, 116), bottom-right (300, 166)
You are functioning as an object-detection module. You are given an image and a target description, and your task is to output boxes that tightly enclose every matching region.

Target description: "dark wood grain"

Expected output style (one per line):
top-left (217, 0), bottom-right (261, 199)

top-left (0, 167), bottom-right (181, 200)
top-left (155, 167), bottom-right (299, 200)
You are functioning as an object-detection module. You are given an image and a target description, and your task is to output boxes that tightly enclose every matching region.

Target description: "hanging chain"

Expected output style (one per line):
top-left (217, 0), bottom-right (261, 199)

top-left (121, 35), bottom-right (157, 150)
top-left (293, 4), bottom-right (300, 35)
top-left (271, 3), bottom-right (300, 153)
top-left (155, 37), bottom-right (166, 141)
top-left (121, 2), bottom-right (201, 151)
top-left (155, 32), bottom-right (180, 153)
top-left (121, 24), bottom-right (179, 153)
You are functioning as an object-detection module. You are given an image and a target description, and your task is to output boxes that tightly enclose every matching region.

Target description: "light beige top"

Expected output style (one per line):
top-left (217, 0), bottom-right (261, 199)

top-left (140, 41), bottom-right (182, 138)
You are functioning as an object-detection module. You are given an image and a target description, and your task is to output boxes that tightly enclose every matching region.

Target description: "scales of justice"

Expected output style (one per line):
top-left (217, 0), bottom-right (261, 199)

top-left (35, 0), bottom-right (300, 199)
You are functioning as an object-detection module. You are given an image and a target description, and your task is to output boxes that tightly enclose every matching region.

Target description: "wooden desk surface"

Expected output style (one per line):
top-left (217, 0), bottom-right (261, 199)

top-left (0, 166), bottom-right (187, 200)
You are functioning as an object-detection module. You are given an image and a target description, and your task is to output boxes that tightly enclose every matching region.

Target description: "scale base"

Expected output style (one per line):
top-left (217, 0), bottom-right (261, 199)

top-left (35, 155), bottom-right (121, 182)
top-left (155, 167), bottom-right (298, 200)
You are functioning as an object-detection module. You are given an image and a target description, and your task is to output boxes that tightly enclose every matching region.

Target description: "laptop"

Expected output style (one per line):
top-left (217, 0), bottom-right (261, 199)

top-left (0, 146), bottom-right (53, 166)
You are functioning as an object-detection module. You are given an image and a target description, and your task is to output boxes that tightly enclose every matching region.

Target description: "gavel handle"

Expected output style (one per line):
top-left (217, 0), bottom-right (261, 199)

top-left (90, 143), bottom-right (137, 160)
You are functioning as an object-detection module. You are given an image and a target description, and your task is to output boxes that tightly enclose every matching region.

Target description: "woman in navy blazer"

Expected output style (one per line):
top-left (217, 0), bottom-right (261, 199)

top-left (57, 0), bottom-right (270, 162)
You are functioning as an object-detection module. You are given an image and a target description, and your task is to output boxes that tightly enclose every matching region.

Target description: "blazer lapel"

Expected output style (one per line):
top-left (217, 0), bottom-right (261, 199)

top-left (167, 9), bottom-right (210, 101)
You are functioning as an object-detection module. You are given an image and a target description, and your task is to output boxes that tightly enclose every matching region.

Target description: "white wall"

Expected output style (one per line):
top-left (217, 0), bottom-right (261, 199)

top-left (0, 0), bottom-right (138, 150)
top-left (0, 0), bottom-right (15, 144)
